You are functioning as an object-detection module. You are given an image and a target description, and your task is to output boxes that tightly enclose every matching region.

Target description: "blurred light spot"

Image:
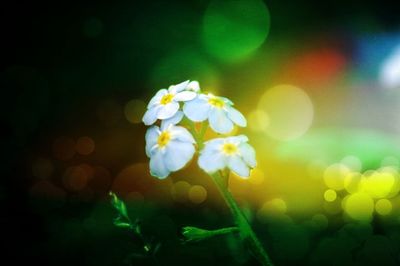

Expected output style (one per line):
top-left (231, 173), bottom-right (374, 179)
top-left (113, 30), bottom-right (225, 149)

top-left (75, 136), bottom-right (95, 155)
top-left (258, 85), bottom-right (313, 141)
top-left (311, 214), bottom-right (329, 230)
top-left (113, 164), bottom-right (153, 197)
top-left (343, 192), bottom-right (374, 221)
top-left (63, 166), bottom-right (89, 191)
top-left (248, 109), bottom-right (269, 132)
top-left (171, 181), bottom-right (190, 202)
top-left (278, 48), bottom-right (346, 87)
top-left (257, 198), bottom-right (287, 222)
top-left (83, 17), bottom-right (103, 38)
top-left (324, 189), bottom-right (337, 202)
top-left (32, 158), bottom-right (54, 179)
top-left (188, 185), bottom-right (207, 204)
top-left (151, 49), bottom-right (219, 92)
top-left (375, 199), bottom-right (392, 215)
top-left (124, 99), bottom-right (146, 123)
top-left (53, 136), bottom-right (75, 160)
top-left (202, 0), bottom-right (270, 62)
top-left (341, 155), bottom-right (362, 172)
top-left (362, 171), bottom-right (395, 199)
top-left (78, 163), bottom-right (94, 180)
top-left (323, 163), bottom-right (350, 190)
top-left (344, 172), bottom-right (362, 194)
top-left (249, 168), bottom-right (264, 185)
top-left (379, 45), bottom-right (400, 89)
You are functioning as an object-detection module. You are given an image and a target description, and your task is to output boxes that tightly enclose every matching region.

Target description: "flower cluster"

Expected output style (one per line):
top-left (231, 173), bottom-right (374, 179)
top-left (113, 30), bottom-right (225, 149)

top-left (142, 80), bottom-right (256, 179)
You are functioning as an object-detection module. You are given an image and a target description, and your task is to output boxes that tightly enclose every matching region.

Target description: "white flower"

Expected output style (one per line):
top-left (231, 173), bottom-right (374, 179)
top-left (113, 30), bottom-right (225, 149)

top-left (145, 123), bottom-right (196, 179)
top-left (198, 135), bottom-right (256, 177)
top-left (142, 80), bottom-right (197, 125)
top-left (183, 93), bottom-right (246, 134)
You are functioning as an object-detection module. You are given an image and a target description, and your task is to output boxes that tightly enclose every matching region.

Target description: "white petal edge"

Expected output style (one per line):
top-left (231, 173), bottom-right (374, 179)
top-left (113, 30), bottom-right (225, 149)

top-left (168, 80), bottom-right (190, 94)
top-left (147, 89), bottom-right (168, 108)
top-left (198, 149), bottom-right (226, 173)
top-left (160, 111), bottom-right (184, 128)
top-left (157, 101), bottom-right (180, 120)
top-left (183, 97), bottom-right (210, 122)
top-left (228, 156), bottom-right (250, 178)
top-left (142, 106), bottom-right (161, 125)
top-left (227, 107), bottom-right (247, 127)
top-left (239, 143), bottom-right (257, 168)
top-left (209, 108), bottom-right (234, 134)
top-left (145, 126), bottom-right (160, 157)
top-left (174, 91), bottom-right (197, 101)
top-left (149, 149), bottom-right (170, 179)
top-left (164, 141), bottom-right (195, 171)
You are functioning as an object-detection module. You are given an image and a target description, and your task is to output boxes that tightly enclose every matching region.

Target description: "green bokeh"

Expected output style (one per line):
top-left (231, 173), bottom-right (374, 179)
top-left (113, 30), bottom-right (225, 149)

top-left (202, 0), bottom-right (270, 63)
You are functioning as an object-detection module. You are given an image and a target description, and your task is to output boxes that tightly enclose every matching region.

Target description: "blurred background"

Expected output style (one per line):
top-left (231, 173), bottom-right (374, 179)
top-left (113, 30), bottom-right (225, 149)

top-left (2, 0), bottom-right (400, 265)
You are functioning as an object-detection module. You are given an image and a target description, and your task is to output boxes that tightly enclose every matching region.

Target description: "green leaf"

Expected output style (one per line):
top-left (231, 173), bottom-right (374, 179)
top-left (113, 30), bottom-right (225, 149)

top-left (109, 191), bottom-right (130, 221)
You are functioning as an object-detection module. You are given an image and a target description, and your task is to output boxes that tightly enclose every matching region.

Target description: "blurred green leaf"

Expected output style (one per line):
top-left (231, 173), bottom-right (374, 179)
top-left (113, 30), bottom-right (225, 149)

top-left (109, 191), bottom-right (130, 222)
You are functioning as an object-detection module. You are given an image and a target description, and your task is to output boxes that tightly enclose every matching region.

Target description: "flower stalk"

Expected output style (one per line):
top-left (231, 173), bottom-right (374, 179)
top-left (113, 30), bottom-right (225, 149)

top-left (211, 172), bottom-right (274, 266)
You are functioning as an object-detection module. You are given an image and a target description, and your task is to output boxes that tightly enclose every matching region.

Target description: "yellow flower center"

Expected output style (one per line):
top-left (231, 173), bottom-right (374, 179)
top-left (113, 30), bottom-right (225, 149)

top-left (157, 131), bottom-right (171, 147)
top-left (160, 93), bottom-right (174, 105)
top-left (222, 143), bottom-right (238, 155)
top-left (208, 97), bottom-right (225, 108)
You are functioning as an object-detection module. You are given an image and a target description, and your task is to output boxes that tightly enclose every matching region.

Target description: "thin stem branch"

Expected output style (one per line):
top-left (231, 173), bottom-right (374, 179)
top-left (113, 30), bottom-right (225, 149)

top-left (211, 171), bottom-right (274, 266)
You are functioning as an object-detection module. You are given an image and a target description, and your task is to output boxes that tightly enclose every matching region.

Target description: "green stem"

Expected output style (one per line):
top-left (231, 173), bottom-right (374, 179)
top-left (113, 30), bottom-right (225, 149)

top-left (211, 172), bottom-right (274, 266)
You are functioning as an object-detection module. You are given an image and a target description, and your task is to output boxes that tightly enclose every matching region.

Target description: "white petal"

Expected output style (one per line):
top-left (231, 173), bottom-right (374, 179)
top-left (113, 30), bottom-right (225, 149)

top-left (187, 81), bottom-right (200, 92)
top-left (202, 138), bottom-right (224, 152)
top-left (228, 156), bottom-right (250, 177)
top-left (160, 111), bottom-right (184, 128)
top-left (226, 135), bottom-right (248, 144)
top-left (168, 80), bottom-right (190, 94)
top-left (174, 91), bottom-right (197, 101)
top-left (198, 148), bottom-right (226, 173)
top-left (145, 126), bottom-right (160, 157)
top-left (209, 108), bottom-right (234, 134)
top-left (227, 107), bottom-right (247, 127)
top-left (164, 141), bottom-right (195, 171)
top-left (149, 149), bottom-right (170, 179)
top-left (170, 125), bottom-right (195, 143)
top-left (147, 89), bottom-right (168, 108)
top-left (142, 106), bottom-right (161, 125)
top-left (239, 143), bottom-right (257, 168)
top-left (157, 101), bottom-right (179, 119)
top-left (183, 97), bottom-right (210, 122)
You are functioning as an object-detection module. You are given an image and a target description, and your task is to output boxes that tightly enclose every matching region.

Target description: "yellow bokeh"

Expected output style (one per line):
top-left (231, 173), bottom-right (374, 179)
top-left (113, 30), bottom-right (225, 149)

top-left (249, 168), bottom-right (265, 185)
top-left (343, 192), bottom-right (374, 221)
top-left (362, 171), bottom-right (395, 199)
top-left (375, 199), bottom-right (392, 215)
top-left (171, 181), bottom-right (191, 202)
top-left (248, 109), bottom-right (269, 132)
top-left (188, 185), bottom-right (208, 204)
top-left (323, 163), bottom-right (350, 190)
top-left (324, 189), bottom-right (337, 202)
top-left (124, 99), bottom-right (146, 124)
top-left (344, 172), bottom-right (362, 194)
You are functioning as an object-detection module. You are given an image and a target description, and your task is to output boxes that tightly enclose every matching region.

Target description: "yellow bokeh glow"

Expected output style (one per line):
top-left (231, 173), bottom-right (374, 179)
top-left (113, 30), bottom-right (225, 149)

top-left (324, 189), bottom-right (337, 202)
top-left (375, 199), bottom-right (392, 215)
top-left (248, 109), bottom-right (269, 132)
top-left (188, 185), bottom-right (208, 204)
top-left (258, 84), bottom-right (314, 141)
top-left (344, 172), bottom-right (362, 194)
top-left (323, 163), bottom-right (350, 190)
top-left (343, 192), bottom-right (374, 221)
top-left (171, 181), bottom-right (191, 202)
top-left (362, 172), bottom-right (395, 199)
top-left (124, 99), bottom-right (146, 124)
